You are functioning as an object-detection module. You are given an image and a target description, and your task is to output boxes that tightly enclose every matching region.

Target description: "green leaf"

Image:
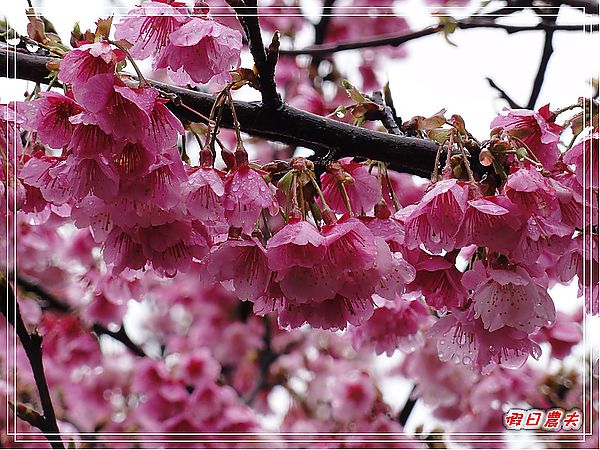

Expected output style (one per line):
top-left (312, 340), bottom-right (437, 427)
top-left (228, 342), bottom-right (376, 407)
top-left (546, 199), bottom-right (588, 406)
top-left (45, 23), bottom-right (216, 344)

top-left (342, 79), bottom-right (366, 104)
top-left (439, 16), bottom-right (458, 47)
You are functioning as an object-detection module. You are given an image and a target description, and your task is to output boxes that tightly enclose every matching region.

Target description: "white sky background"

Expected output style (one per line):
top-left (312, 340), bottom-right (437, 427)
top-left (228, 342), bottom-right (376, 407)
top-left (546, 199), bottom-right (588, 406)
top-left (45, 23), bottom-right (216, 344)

top-left (1, 0), bottom-right (598, 441)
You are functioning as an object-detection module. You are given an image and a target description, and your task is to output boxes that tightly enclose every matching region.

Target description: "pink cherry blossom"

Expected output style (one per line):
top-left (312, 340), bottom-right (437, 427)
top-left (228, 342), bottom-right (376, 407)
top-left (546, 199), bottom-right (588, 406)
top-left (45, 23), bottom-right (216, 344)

top-left (351, 295), bottom-right (431, 356)
top-left (184, 166), bottom-right (226, 223)
top-left (59, 41), bottom-right (124, 86)
top-left (20, 155), bottom-right (71, 204)
top-left (403, 179), bottom-right (469, 253)
top-left (223, 164), bottom-right (278, 234)
top-left (408, 251), bottom-right (468, 312)
top-left (63, 153), bottom-right (120, 201)
top-left (139, 220), bottom-right (211, 275)
top-left (155, 18), bottom-right (243, 86)
top-left (67, 114), bottom-right (120, 157)
top-left (277, 294), bottom-right (375, 331)
top-left (428, 306), bottom-right (543, 374)
top-left (204, 236), bottom-right (271, 301)
top-left (532, 311), bottom-right (581, 359)
top-left (23, 92), bottom-right (83, 148)
top-left (321, 157), bottom-right (381, 214)
top-left (144, 97), bottom-right (185, 153)
top-left (454, 195), bottom-right (522, 251)
top-left (266, 219), bottom-right (327, 271)
top-left (563, 130), bottom-right (600, 190)
top-left (503, 166), bottom-right (558, 217)
top-left (491, 104), bottom-right (563, 169)
top-left (74, 74), bottom-right (157, 141)
top-left (463, 261), bottom-right (556, 333)
top-left (330, 371), bottom-right (376, 422)
top-left (114, 1), bottom-right (188, 60)
top-left (103, 227), bottom-right (146, 272)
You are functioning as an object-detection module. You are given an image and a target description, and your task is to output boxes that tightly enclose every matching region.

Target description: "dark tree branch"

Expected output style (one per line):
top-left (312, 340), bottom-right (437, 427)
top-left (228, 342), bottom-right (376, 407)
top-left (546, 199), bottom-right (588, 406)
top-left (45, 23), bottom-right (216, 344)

top-left (398, 386), bottom-right (418, 427)
top-left (226, 0), bottom-right (281, 107)
top-left (314, 0), bottom-right (337, 46)
top-left (281, 26), bottom-right (442, 57)
top-left (486, 77), bottom-right (523, 109)
top-left (310, 0), bottom-right (337, 67)
top-left (0, 47), bottom-right (452, 178)
top-left (280, 20), bottom-right (595, 57)
top-left (14, 273), bottom-right (147, 358)
top-left (551, 0), bottom-right (599, 14)
top-left (243, 316), bottom-right (278, 404)
top-left (369, 91), bottom-right (402, 135)
top-left (9, 400), bottom-right (47, 430)
top-left (527, 22), bottom-right (556, 109)
top-left (1, 275), bottom-right (64, 449)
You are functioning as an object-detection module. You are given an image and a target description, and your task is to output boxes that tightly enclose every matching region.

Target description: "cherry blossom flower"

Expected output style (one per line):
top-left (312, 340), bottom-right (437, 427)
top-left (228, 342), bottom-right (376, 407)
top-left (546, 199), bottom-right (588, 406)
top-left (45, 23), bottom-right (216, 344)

top-left (321, 157), bottom-right (381, 214)
top-left (59, 41), bottom-right (124, 86)
top-left (330, 371), bottom-right (376, 422)
top-left (463, 261), bottom-right (556, 333)
top-left (266, 219), bottom-right (327, 271)
top-left (223, 164), bottom-right (278, 234)
top-left (184, 166), bottom-right (226, 223)
top-left (408, 251), bottom-right (468, 312)
top-left (155, 18), bottom-right (243, 86)
top-left (563, 130), bottom-right (600, 190)
top-left (74, 74), bottom-right (157, 142)
top-left (454, 195), bottom-right (522, 252)
top-left (23, 92), bottom-right (83, 148)
top-left (491, 105), bottom-right (563, 169)
top-left (351, 294), bottom-right (431, 355)
top-left (114, 0), bottom-right (189, 60)
top-left (403, 179), bottom-right (469, 253)
top-left (532, 311), bottom-right (581, 359)
top-left (204, 236), bottom-right (271, 301)
top-left (428, 306), bottom-right (542, 374)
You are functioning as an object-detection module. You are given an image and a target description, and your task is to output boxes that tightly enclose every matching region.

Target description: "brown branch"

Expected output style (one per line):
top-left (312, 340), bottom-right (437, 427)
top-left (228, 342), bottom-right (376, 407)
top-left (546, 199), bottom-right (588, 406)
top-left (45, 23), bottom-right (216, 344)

top-left (281, 26), bottom-right (442, 57)
top-left (551, 0), bottom-right (599, 14)
top-left (369, 91), bottom-right (402, 135)
top-left (9, 400), bottom-right (47, 430)
top-left (398, 385), bottom-right (418, 427)
top-left (310, 0), bottom-right (337, 67)
top-left (486, 77), bottom-right (523, 109)
top-left (243, 316), bottom-right (277, 404)
top-left (226, 0), bottom-right (281, 107)
top-left (1, 275), bottom-right (64, 449)
top-left (527, 22), bottom-right (556, 109)
top-left (14, 273), bottom-right (148, 358)
top-left (0, 47), bottom-right (452, 178)
top-left (280, 20), bottom-right (595, 57)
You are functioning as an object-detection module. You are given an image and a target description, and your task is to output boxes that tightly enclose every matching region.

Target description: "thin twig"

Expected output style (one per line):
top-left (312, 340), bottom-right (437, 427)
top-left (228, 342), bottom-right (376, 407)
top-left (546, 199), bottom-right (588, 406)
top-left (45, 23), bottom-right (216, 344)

top-left (310, 0), bottom-right (337, 67)
top-left (226, 0), bottom-right (281, 106)
top-left (281, 25), bottom-right (442, 57)
top-left (527, 20), bottom-right (556, 109)
top-left (243, 316), bottom-right (278, 404)
top-left (486, 77), bottom-right (523, 109)
top-left (14, 274), bottom-right (147, 358)
top-left (369, 91), bottom-right (402, 135)
top-left (280, 20), bottom-right (595, 57)
top-left (398, 385), bottom-right (418, 427)
top-left (1, 275), bottom-right (64, 449)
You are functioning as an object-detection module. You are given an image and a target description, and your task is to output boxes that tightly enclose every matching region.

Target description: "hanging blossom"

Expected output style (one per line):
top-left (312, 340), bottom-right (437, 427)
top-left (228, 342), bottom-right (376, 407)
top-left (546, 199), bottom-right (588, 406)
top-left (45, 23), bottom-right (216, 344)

top-left (491, 104), bottom-right (563, 169)
top-left (463, 260), bottom-right (556, 334)
top-left (428, 305), bottom-right (543, 374)
top-left (115, 1), bottom-right (243, 86)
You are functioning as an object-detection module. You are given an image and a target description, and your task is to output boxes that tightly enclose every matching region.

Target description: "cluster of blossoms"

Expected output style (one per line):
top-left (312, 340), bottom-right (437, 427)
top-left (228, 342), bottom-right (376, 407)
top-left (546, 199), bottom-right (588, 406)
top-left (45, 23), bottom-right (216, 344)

top-left (1, 0), bottom-right (598, 448)
top-left (2, 1), bottom-right (598, 375)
